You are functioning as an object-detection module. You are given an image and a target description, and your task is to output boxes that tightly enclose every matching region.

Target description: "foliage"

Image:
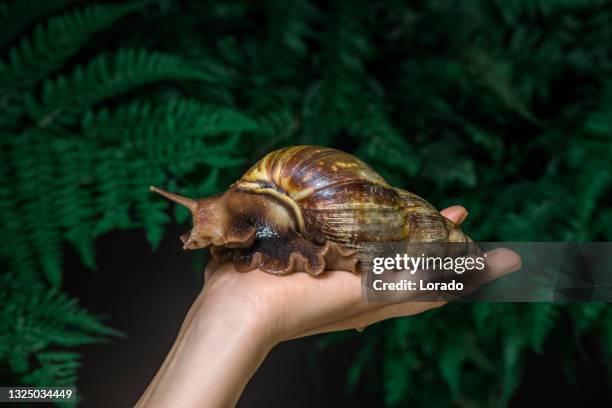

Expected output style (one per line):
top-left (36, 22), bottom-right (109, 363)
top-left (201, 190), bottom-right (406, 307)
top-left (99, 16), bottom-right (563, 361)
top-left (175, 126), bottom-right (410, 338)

top-left (0, 270), bottom-right (121, 391)
top-left (0, 0), bottom-right (257, 396)
top-left (0, 0), bottom-right (611, 406)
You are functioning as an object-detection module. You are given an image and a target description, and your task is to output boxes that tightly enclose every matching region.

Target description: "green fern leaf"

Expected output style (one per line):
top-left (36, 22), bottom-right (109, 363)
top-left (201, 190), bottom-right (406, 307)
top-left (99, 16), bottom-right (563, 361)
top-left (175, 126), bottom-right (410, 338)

top-left (439, 342), bottom-right (468, 398)
top-left (528, 304), bottom-right (558, 352)
top-left (0, 0), bottom-right (71, 50)
top-left (21, 351), bottom-right (81, 386)
top-left (9, 131), bottom-right (63, 285)
top-left (0, 2), bottom-right (146, 99)
top-left (82, 99), bottom-right (258, 144)
top-left (26, 48), bottom-right (217, 127)
top-left (0, 271), bottom-right (120, 388)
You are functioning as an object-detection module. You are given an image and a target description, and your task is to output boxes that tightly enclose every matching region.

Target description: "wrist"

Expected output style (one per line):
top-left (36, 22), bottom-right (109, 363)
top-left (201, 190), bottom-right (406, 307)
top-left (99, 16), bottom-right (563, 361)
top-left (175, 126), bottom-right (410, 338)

top-left (196, 280), bottom-right (280, 350)
top-left (199, 266), bottom-right (287, 347)
top-left (140, 287), bottom-right (276, 408)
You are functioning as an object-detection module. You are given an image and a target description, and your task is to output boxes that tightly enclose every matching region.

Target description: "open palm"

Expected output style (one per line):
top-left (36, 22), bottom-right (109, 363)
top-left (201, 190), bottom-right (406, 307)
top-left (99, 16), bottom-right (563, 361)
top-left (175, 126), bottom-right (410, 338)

top-left (201, 205), bottom-right (521, 343)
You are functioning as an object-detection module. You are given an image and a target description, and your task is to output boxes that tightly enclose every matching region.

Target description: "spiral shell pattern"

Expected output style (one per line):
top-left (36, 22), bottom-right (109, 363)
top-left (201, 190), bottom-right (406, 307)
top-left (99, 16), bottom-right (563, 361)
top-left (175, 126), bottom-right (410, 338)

top-left (236, 146), bottom-right (464, 250)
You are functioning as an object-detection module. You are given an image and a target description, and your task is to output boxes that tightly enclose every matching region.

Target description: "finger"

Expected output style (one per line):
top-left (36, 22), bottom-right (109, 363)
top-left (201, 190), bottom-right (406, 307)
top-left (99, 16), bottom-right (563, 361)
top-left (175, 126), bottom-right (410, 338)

top-left (478, 247), bottom-right (522, 284)
top-left (440, 205), bottom-right (468, 225)
top-left (437, 247), bottom-right (521, 297)
top-left (292, 248), bottom-right (521, 339)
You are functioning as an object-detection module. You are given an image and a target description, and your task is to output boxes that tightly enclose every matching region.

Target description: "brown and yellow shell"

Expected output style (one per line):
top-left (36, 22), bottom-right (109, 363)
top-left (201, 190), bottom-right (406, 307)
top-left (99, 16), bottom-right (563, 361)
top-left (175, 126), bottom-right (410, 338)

top-left (150, 145), bottom-right (470, 275)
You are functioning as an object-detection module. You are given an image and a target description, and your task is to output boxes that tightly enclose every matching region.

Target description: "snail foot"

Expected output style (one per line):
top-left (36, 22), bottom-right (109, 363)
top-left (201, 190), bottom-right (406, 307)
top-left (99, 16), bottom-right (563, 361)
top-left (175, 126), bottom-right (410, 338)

top-left (229, 230), bottom-right (358, 275)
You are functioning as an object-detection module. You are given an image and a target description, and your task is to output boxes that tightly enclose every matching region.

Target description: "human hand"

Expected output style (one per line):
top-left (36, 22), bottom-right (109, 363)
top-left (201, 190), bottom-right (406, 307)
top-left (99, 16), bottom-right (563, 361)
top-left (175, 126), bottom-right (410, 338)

top-left (137, 205), bottom-right (521, 408)
top-left (201, 205), bottom-right (522, 345)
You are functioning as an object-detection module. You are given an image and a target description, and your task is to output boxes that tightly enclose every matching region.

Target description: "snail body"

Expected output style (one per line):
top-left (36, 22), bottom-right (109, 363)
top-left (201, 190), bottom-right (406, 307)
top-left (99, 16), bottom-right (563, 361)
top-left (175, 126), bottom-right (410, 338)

top-left (151, 146), bottom-right (470, 275)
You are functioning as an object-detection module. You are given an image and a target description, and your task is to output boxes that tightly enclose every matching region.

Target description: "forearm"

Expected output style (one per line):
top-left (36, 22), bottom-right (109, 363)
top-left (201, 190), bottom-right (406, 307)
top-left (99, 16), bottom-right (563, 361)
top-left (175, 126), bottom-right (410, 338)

top-left (136, 289), bottom-right (275, 408)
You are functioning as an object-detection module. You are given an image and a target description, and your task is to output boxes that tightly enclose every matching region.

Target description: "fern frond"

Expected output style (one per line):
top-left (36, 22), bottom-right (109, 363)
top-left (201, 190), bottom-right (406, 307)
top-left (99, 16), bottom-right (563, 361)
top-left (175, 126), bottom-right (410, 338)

top-left (82, 99), bottom-right (258, 143)
top-left (439, 341), bottom-right (470, 398)
top-left (0, 2), bottom-right (146, 98)
top-left (82, 99), bottom-right (256, 178)
top-left (527, 304), bottom-right (559, 352)
top-left (22, 351), bottom-right (81, 386)
top-left (0, 0), bottom-right (71, 50)
top-left (53, 138), bottom-right (97, 268)
top-left (26, 48), bottom-right (217, 127)
top-left (8, 130), bottom-right (63, 285)
top-left (0, 270), bottom-right (120, 387)
top-left (0, 152), bottom-right (36, 275)
top-left (260, 0), bottom-right (319, 80)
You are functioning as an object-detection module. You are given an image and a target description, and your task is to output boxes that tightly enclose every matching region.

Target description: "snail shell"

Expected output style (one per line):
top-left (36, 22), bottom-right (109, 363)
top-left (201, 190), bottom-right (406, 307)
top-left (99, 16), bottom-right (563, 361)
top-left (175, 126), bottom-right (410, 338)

top-left (151, 146), bottom-right (470, 275)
